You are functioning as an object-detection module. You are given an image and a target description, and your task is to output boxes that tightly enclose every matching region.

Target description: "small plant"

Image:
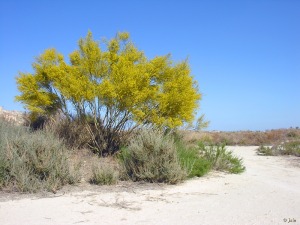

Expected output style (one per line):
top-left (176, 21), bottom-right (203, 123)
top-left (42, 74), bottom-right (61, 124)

top-left (257, 146), bottom-right (276, 156)
top-left (119, 128), bottom-right (187, 184)
top-left (199, 143), bottom-right (245, 174)
top-left (90, 163), bottom-right (119, 185)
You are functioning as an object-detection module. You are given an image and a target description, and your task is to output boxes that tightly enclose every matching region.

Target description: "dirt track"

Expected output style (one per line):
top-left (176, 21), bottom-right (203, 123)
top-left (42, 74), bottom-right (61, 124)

top-left (0, 146), bottom-right (299, 225)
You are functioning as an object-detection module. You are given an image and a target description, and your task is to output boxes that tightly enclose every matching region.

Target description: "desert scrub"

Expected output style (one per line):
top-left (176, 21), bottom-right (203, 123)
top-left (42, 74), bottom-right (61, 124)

top-left (176, 140), bottom-right (211, 178)
top-left (0, 119), bottom-right (80, 192)
top-left (198, 143), bottom-right (245, 174)
top-left (90, 162), bottom-right (119, 185)
top-left (258, 141), bottom-right (300, 157)
top-left (257, 146), bottom-right (275, 156)
top-left (119, 128), bottom-right (186, 184)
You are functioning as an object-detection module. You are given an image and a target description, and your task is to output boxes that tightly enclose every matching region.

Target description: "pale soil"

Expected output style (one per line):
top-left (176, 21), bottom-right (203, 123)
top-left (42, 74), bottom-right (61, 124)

top-left (0, 146), bottom-right (299, 225)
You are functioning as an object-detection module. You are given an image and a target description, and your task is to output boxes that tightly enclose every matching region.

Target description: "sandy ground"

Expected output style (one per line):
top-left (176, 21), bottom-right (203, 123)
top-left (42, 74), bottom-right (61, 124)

top-left (0, 146), bottom-right (299, 225)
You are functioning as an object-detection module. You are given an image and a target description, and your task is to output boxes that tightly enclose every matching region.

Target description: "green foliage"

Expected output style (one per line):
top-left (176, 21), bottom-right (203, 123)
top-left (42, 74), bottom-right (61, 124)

top-left (176, 140), bottom-right (211, 178)
top-left (0, 119), bottom-right (80, 192)
top-left (198, 143), bottom-right (245, 174)
top-left (119, 129), bottom-right (186, 184)
top-left (90, 163), bottom-right (119, 185)
top-left (16, 31), bottom-right (201, 155)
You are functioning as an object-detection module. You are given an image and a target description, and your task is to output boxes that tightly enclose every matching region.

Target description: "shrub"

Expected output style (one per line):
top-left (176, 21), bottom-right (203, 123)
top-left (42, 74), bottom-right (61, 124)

top-left (198, 143), bottom-right (245, 174)
top-left (176, 140), bottom-right (211, 178)
top-left (90, 163), bottom-right (119, 185)
top-left (283, 141), bottom-right (300, 156)
top-left (0, 119), bottom-right (80, 192)
top-left (119, 128), bottom-right (186, 184)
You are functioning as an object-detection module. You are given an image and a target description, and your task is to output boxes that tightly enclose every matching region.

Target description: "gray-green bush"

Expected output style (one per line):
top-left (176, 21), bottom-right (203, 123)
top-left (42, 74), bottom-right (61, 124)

top-left (0, 119), bottom-right (80, 192)
top-left (119, 129), bottom-right (186, 184)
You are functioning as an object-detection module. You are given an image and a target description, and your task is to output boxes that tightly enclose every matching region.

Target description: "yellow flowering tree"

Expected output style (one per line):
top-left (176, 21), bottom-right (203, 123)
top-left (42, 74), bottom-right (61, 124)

top-left (16, 31), bottom-right (201, 154)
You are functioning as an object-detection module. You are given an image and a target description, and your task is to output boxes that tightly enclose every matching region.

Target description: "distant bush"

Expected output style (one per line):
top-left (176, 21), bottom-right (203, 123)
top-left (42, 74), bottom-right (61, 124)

top-left (0, 119), bottom-right (80, 192)
top-left (257, 146), bottom-right (275, 156)
top-left (181, 129), bottom-right (300, 146)
top-left (257, 141), bottom-right (300, 157)
top-left (119, 129), bottom-right (186, 184)
top-left (198, 143), bottom-right (245, 174)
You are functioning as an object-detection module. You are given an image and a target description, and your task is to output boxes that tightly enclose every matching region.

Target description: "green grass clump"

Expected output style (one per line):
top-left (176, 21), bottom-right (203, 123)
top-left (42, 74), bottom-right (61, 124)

top-left (119, 128), bottom-right (186, 184)
top-left (176, 140), bottom-right (211, 178)
top-left (0, 119), bottom-right (80, 192)
top-left (198, 143), bottom-right (245, 174)
top-left (90, 163), bottom-right (119, 185)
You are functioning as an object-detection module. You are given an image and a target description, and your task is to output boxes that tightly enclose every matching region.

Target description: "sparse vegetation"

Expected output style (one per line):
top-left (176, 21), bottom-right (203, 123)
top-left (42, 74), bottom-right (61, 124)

top-left (257, 141), bottom-right (300, 157)
top-left (0, 119), bottom-right (80, 192)
top-left (181, 129), bottom-right (300, 146)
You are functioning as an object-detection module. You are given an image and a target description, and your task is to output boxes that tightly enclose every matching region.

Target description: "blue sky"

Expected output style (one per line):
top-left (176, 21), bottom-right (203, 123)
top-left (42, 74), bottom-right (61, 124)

top-left (0, 0), bottom-right (299, 131)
